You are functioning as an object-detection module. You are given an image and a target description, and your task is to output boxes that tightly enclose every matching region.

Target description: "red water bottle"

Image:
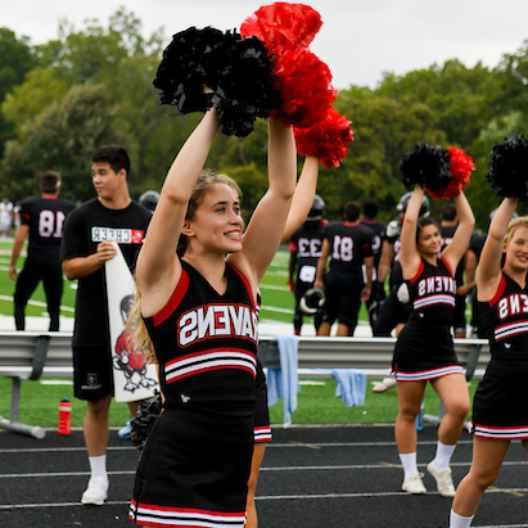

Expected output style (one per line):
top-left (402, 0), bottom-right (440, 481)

top-left (58, 398), bottom-right (72, 436)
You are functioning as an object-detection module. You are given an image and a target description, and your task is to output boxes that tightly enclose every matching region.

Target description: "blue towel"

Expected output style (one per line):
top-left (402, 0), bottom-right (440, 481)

top-left (331, 369), bottom-right (367, 407)
top-left (265, 335), bottom-right (299, 426)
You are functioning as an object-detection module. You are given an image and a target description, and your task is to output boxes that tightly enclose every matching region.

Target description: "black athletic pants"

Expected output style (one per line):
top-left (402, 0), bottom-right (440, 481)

top-left (14, 256), bottom-right (63, 331)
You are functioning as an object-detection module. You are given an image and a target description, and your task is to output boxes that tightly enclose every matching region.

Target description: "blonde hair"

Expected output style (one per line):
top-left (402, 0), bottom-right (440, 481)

top-left (130, 170), bottom-right (241, 360)
top-left (504, 216), bottom-right (528, 245)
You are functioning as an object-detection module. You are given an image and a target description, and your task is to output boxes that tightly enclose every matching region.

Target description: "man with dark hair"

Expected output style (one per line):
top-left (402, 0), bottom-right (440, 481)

top-left (61, 145), bottom-right (152, 506)
top-left (9, 171), bottom-right (76, 331)
top-left (315, 201), bottom-right (373, 336)
top-left (360, 200), bottom-right (385, 333)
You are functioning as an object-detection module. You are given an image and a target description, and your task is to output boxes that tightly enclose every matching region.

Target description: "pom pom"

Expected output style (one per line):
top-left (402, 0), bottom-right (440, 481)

top-left (154, 27), bottom-right (278, 136)
top-left (488, 135), bottom-right (528, 199)
top-left (240, 2), bottom-right (322, 53)
top-left (428, 146), bottom-right (474, 199)
top-left (273, 48), bottom-right (336, 128)
top-left (294, 108), bottom-right (354, 168)
top-left (129, 392), bottom-right (162, 451)
top-left (153, 27), bottom-right (226, 113)
top-left (213, 34), bottom-right (280, 137)
top-left (400, 143), bottom-right (451, 193)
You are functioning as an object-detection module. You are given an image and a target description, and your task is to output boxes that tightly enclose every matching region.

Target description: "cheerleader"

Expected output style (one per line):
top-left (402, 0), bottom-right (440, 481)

top-left (393, 186), bottom-right (474, 496)
top-left (128, 109), bottom-right (296, 527)
top-left (449, 198), bottom-right (528, 527)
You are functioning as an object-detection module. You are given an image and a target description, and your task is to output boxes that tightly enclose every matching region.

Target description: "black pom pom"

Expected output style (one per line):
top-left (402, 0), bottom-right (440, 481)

top-left (488, 135), bottom-right (528, 199)
top-left (400, 143), bottom-right (451, 191)
top-left (129, 392), bottom-right (162, 451)
top-left (213, 34), bottom-right (279, 137)
top-left (153, 27), bottom-right (226, 113)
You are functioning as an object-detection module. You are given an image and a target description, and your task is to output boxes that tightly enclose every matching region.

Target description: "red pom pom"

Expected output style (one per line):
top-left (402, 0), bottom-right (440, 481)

top-left (240, 3), bottom-right (322, 53)
top-left (273, 48), bottom-right (336, 127)
top-left (427, 146), bottom-right (475, 199)
top-left (294, 108), bottom-right (354, 168)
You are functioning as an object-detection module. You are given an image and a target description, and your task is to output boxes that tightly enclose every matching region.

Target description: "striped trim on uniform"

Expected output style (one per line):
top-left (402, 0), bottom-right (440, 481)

top-left (473, 423), bottom-right (528, 440)
top-left (395, 364), bottom-right (464, 382)
top-left (494, 320), bottom-right (528, 342)
top-left (129, 501), bottom-right (246, 528)
top-left (413, 294), bottom-right (455, 310)
top-left (164, 348), bottom-right (257, 384)
top-left (254, 426), bottom-right (272, 443)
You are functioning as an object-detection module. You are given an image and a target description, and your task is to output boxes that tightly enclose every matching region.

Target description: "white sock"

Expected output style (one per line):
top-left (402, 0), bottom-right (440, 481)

top-left (88, 455), bottom-right (107, 479)
top-left (432, 441), bottom-right (456, 469)
top-left (399, 452), bottom-right (418, 478)
top-left (449, 510), bottom-right (474, 528)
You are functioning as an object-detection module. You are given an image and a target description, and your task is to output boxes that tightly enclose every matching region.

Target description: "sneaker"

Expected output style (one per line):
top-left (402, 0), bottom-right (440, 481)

top-left (118, 420), bottom-right (132, 440)
top-left (81, 476), bottom-right (109, 505)
top-left (427, 462), bottom-right (455, 497)
top-left (401, 472), bottom-right (426, 494)
top-left (372, 377), bottom-right (397, 393)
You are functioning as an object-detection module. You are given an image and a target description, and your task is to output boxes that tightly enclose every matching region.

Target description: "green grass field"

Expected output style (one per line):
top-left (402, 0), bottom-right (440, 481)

top-left (0, 375), bottom-right (479, 428)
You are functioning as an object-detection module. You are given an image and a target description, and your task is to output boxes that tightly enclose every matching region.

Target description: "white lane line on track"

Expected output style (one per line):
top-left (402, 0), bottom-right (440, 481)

top-left (1, 490), bottom-right (528, 511)
top-left (2, 460), bottom-right (528, 478)
top-left (0, 440), bottom-right (475, 453)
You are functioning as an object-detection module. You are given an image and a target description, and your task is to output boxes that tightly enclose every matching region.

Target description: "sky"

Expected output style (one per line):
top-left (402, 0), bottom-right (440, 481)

top-left (3, 0), bottom-right (528, 88)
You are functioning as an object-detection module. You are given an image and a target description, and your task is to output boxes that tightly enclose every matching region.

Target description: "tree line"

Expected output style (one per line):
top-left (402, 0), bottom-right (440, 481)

top-left (1, 7), bottom-right (528, 228)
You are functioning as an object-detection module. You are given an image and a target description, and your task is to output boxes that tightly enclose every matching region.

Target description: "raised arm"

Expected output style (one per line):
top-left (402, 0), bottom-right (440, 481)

top-left (231, 118), bottom-right (296, 284)
top-left (135, 110), bottom-right (218, 296)
top-left (476, 198), bottom-right (518, 297)
top-left (442, 191), bottom-right (475, 273)
top-left (314, 238), bottom-right (330, 289)
top-left (281, 156), bottom-right (319, 243)
top-left (399, 187), bottom-right (423, 278)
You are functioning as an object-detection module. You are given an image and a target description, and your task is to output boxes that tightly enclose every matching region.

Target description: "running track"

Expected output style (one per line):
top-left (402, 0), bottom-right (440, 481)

top-left (0, 426), bottom-right (526, 528)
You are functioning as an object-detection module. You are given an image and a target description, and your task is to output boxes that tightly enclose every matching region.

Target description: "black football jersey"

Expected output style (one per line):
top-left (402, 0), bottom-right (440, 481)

top-left (288, 220), bottom-right (327, 285)
top-left (324, 221), bottom-right (373, 276)
top-left (18, 196), bottom-right (76, 259)
top-left (406, 257), bottom-right (456, 327)
top-left (479, 273), bottom-right (528, 364)
top-left (143, 260), bottom-right (259, 411)
top-left (360, 219), bottom-right (385, 269)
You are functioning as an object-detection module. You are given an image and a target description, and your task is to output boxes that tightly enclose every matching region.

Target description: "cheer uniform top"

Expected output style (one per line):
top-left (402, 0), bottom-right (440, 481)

top-left (130, 260), bottom-right (259, 528)
top-left (392, 257), bottom-right (465, 381)
top-left (472, 273), bottom-right (528, 439)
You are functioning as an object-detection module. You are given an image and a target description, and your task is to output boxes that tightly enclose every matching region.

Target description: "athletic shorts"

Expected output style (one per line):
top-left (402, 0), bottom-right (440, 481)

top-left (72, 345), bottom-right (114, 401)
top-left (453, 294), bottom-right (467, 333)
top-left (322, 273), bottom-right (363, 327)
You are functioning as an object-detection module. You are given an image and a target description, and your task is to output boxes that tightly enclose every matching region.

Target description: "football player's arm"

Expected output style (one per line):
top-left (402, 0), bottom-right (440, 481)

top-left (281, 156), bottom-right (319, 243)
top-left (477, 197), bottom-right (517, 299)
top-left (377, 240), bottom-right (394, 283)
top-left (399, 187), bottom-right (423, 279)
top-left (314, 239), bottom-right (330, 289)
top-left (8, 224), bottom-right (29, 280)
top-left (442, 191), bottom-right (475, 273)
top-left (462, 248), bottom-right (477, 292)
top-left (288, 243), bottom-right (298, 291)
top-left (362, 255), bottom-right (374, 301)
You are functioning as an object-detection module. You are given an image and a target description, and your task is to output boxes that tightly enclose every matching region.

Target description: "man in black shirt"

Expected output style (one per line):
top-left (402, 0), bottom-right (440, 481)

top-left (9, 171), bottom-right (75, 331)
top-left (315, 202), bottom-right (373, 337)
top-left (61, 146), bottom-right (151, 506)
